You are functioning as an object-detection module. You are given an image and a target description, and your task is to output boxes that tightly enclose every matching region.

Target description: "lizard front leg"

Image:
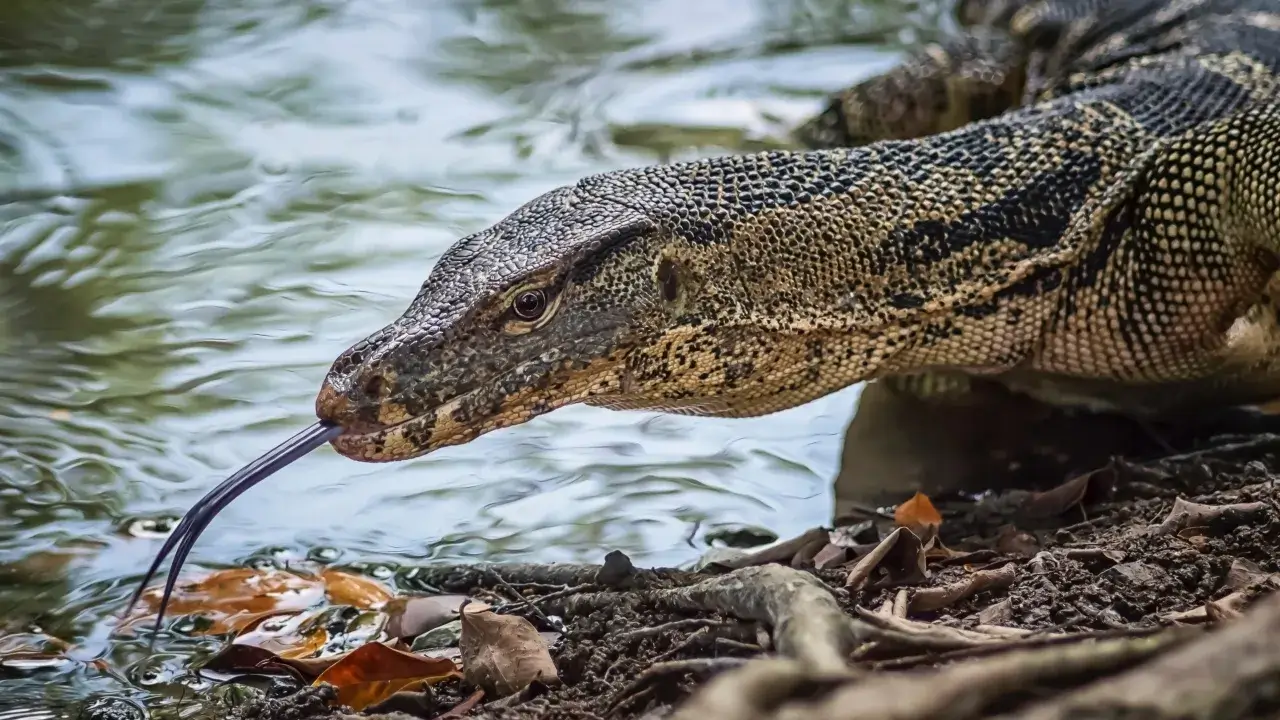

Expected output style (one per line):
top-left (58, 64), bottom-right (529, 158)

top-left (795, 31), bottom-right (1028, 149)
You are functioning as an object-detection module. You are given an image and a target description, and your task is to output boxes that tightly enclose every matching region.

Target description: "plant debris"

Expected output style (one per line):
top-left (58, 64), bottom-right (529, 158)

top-left (97, 429), bottom-right (1280, 720)
top-left (459, 601), bottom-right (560, 698)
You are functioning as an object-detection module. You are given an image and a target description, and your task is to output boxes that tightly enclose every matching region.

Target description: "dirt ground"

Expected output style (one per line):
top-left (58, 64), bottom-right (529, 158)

top-left (223, 411), bottom-right (1280, 720)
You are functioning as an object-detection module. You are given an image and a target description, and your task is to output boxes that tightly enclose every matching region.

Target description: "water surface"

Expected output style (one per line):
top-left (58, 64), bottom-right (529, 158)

top-left (0, 0), bottom-right (948, 712)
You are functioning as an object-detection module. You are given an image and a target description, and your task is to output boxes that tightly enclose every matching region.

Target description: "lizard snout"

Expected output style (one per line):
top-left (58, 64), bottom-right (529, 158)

top-left (315, 375), bottom-right (393, 434)
top-left (315, 381), bottom-right (350, 424)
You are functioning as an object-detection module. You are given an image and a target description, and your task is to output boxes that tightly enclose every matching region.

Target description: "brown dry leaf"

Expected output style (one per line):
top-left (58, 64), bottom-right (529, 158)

top-left (894, 493), bottom-right (941, 542)
top-left (1225, 559), bottom-right (1276, 590)
top-left (48, 409), bottom-right (72, 421)
top-left (931, 547), bottom-right (998, 565)
top-left (312, 641), bottom-right (459, 711)
top-left (321, 569), bottom-right (393, 609)
top-left (384, 595), bottom-right (491, 639)
top-left (1154, 498), bottom-right (1269, 536)
top-left (137, 568), bottom-right (325, 635)
top-left (1018, 472), bottom-right (1097, 519)
top-left (844, 527), bottom-right (927, 590)
top-left (1162, 592), bottom-right (1251, 624)
top-left (703, 527), bottom-right (829, 571)
top-left (1204, 595), bottom-right (1245, 623)
top-left (459, 603), bottom-right (560, 698)
top-left (812, 543), bottom-right (848, 570)
top-left (994, 526), bottom-right (1040, 558)
top-left (200, 643), bottom-right (299, 678)
top-left (231, 610), bottom-right (330, 659)
top-left (976, 598), bottom-right (1014, 625)
top-left (0, 633), bottom-right (99, 674)
top-left (909, 562), bottom-right (1017, 613)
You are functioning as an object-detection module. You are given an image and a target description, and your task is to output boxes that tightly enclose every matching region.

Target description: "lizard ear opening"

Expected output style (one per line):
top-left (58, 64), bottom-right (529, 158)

top-left (657, 258), bottom-right (680, 303)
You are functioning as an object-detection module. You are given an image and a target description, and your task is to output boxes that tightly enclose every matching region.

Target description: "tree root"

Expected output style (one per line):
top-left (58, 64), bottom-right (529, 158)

top-left (1007, 590), bottom-right (1280, 719)
top-left (647, 565), bottom-right (858, 673)
top-left (672, 591), bottom-right (1280, 720)
top-left (398, 559), bottom-right (681, 594)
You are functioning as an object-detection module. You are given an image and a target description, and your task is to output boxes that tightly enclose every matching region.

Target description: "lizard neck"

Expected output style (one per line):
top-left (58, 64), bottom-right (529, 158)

top-left (579, 102), bottom-right (1143, 417)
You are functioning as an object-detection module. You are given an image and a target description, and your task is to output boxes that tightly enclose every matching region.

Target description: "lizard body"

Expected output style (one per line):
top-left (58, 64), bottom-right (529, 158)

top-left (316, 0), bottom-right (1280, 462)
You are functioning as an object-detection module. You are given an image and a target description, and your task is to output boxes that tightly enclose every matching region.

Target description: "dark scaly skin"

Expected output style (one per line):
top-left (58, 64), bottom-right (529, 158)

top-left (317, 0), bottom-right (1280, 463)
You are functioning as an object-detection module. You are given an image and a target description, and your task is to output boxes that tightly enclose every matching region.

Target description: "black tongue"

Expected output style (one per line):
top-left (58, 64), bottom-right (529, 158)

top-left (123, 421), bottom-right (344, 640)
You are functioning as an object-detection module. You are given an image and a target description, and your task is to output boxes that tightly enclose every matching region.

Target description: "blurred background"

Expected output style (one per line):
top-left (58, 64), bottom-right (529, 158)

top-left (0, 0), bottom-right (956, 713)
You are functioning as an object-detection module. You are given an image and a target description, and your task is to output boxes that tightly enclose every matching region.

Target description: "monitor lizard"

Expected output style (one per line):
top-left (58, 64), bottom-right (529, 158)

top-left (313, 0), bottom-right (1280, 466)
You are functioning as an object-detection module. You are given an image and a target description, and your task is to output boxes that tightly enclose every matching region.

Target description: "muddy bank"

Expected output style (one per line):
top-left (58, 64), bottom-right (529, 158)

top-left (222, 427), bottom-right (1280, 720)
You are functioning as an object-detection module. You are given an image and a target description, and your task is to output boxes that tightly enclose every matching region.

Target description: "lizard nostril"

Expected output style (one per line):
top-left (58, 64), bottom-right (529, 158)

top-left (363, 374), bottom-right (387, 400)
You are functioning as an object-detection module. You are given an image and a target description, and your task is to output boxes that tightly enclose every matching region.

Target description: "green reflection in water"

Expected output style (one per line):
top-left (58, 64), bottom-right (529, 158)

top-left (0, 0), bottom-right (943, 713)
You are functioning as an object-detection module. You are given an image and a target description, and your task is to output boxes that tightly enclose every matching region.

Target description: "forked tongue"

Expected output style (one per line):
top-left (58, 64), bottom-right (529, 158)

top-left (122, 421), bottom-right (344, 642)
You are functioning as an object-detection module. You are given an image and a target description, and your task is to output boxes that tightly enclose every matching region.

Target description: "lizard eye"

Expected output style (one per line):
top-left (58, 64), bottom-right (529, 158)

top-left (511, 289), bottom-right (547, 321)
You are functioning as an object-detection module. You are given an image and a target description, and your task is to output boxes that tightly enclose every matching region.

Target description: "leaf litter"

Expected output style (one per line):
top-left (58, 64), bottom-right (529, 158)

top-left (90, 431), bottom-right (1280, 719)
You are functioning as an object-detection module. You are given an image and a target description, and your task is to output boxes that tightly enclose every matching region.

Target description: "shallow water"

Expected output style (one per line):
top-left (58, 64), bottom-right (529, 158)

top-left (0, 0), bottom-right (949, 712)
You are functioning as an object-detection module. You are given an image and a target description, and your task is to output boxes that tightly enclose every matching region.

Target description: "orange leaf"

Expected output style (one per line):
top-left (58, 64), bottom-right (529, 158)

top-left (312, 641), bottom-right (459, 711)
top-left (321, 569), bottom-right (393, 609)
top-left (894, 492), bottom-right (942, 538)
top-left (137, 568), bottom-right (325, 635)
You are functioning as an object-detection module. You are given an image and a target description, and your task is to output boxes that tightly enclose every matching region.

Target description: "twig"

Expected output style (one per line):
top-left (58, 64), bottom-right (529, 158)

top-left (607, 658), bottom-right (750, 715)
top-left (528, 583), bottom-right (598, 606)
top-left (865, 624), bottom-right (1182, 670)
top-left (715, 638), bottom-right (764, 653)
top-left (618, 618), bottom-right (735, 640)
top-left (651, 627), bottom-right (712, 663)
top-left (488, 568), bottom-right (553, 627)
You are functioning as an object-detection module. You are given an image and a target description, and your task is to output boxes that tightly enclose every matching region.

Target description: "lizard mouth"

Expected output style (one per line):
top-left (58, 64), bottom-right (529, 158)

top-left (327, 387), bottom-right (488, 463)
top-left (329, 410), bottom-right (441, 462)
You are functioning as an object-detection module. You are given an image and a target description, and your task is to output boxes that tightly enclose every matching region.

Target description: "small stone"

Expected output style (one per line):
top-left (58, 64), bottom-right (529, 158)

top-left (411, 620), bottom-right (462, 651)
top-left (1102, 561), bottom-right (1171, 587)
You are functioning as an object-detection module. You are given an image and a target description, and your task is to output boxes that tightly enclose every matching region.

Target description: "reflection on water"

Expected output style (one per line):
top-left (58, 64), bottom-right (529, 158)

top-left (0, 0), bottom-right (945, 712)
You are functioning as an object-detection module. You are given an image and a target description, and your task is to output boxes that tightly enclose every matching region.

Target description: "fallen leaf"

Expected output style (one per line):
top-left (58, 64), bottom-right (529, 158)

top-left (1154, 498), bottom-right (1269, 536)
top-left (1204, 596), bottom-right (1244, 623)
top-left (48, 409), bottom-right (71, 421)
top-left (909, 562), bottom-right (1017, 613)
top-left (231, 610), bottom-right (328, 658)
top-left (894, 493), bottom-right (942, 543)
top-left (932, 548), bottom-right (999, 565)
top-left (701, 528), bottom-right (830, 571)
top-left (994, 526), bottom-right (1039, 558)
top-left (845, 527), bottom-right (928, 590)
top-left (199, 643), bottom-right (299, 678)
top-left (0, 633), bottom-right (90, 674)
top-left (136, 568), bottom-right (326, 635)
top-left (0, 652), bottom-right (78, 672)
top-left (790, 535), bottom-right (829, 567)
top-left (459, 602), bottom-right (560, 698)
top-left (976, 598), bottom-right (1013, 625)
top-left (312, 641), bottom-right (459, 711)
top-left (1225, 559), bottom-right (1274, 590)
top-left (384, 596), bottom-right (491, 640)
top-left (1162, 592), bottom-right (1251, 624)
top-left (812, 543), bottom-right (848, 570)
top-left (321, 569), bottom-right (393, 609)
top-left (829, 521), bottom-right (878, 548)
top-left (1017, 471), bottom-right (1103, 519)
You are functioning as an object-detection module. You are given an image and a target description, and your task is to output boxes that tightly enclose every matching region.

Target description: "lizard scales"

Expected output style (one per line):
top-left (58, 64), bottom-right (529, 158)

top-left (315, 0), bottom-right (1280, 462)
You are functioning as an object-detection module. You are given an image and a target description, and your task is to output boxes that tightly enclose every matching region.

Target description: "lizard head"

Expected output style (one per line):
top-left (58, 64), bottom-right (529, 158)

top-left (316, 152), bottom-right (902, 462)
top-left (315, 180), bottom-right (682, 462)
